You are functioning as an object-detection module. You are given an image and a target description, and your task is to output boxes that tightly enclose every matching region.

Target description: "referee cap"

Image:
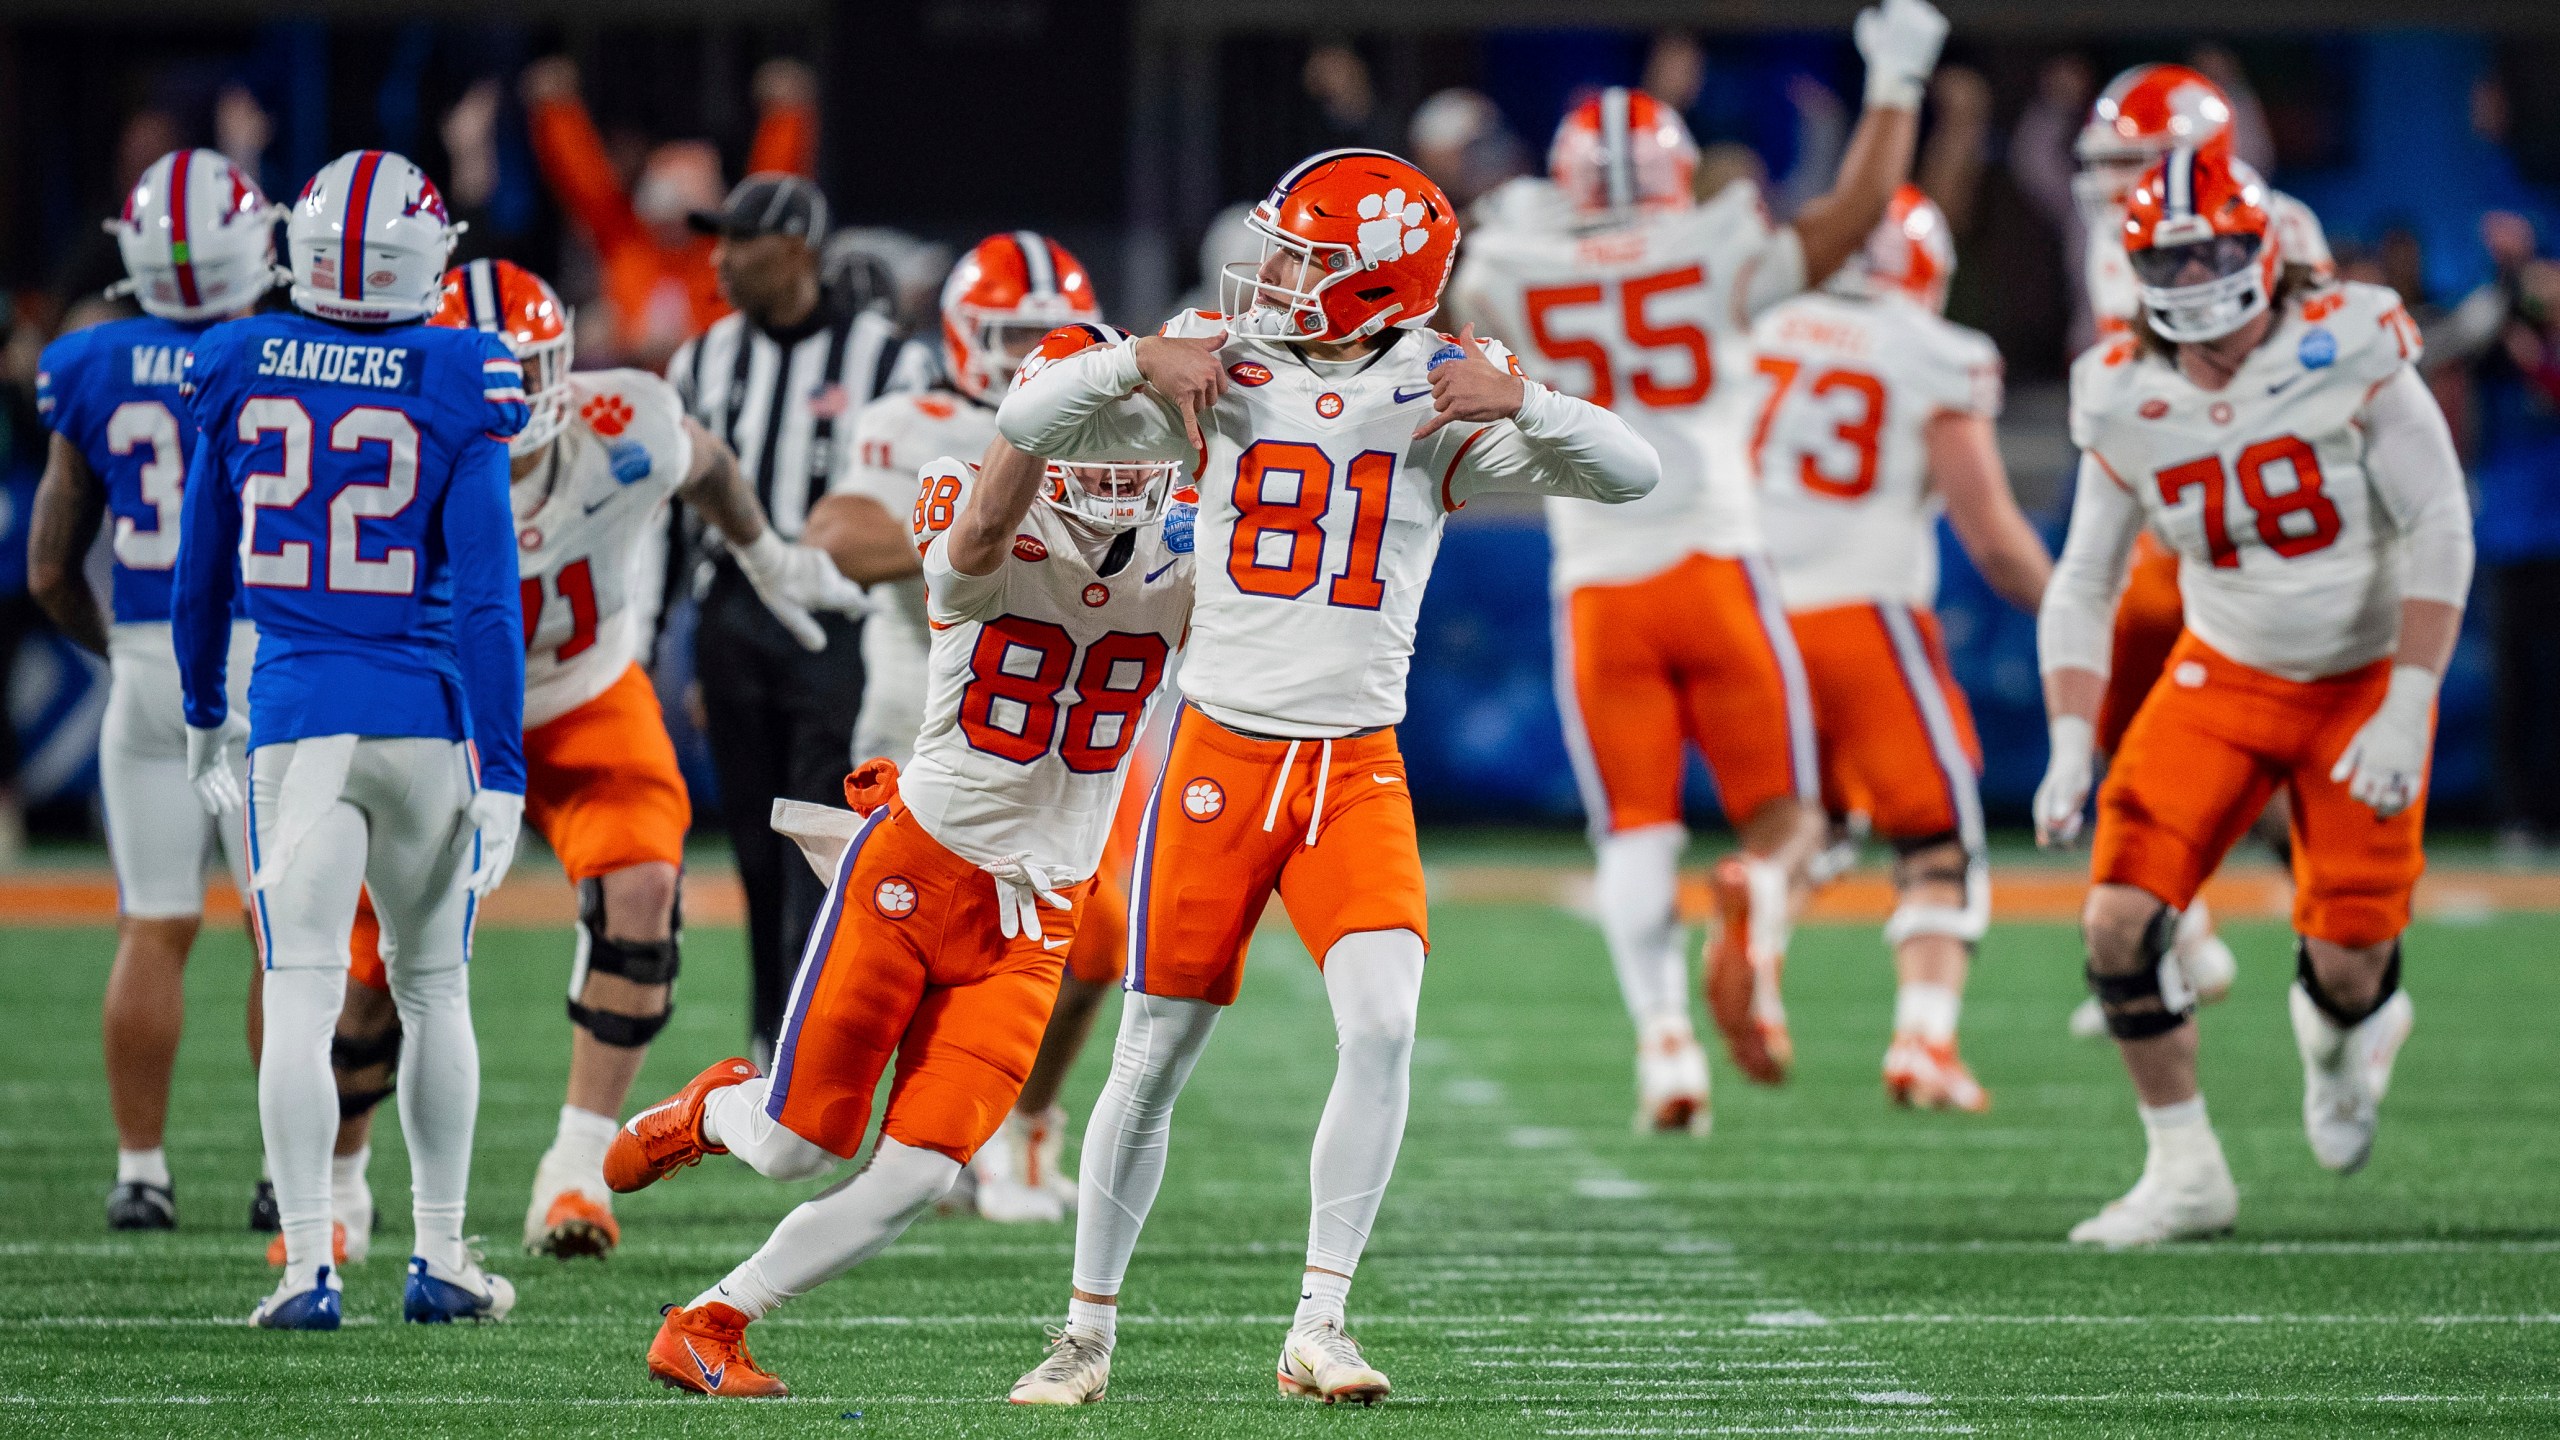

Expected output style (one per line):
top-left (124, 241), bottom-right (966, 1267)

top-left (688, 173), bottom-right (829, 245)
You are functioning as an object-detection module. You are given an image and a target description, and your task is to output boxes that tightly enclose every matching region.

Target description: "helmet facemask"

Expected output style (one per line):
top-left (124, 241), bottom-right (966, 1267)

top-left (511, 325), bottom-right (576, 457)
top-left (2132, 228), bottom-right (2272, 344)
top-left (1045, 460), bottom-right (1178, 533)
top-left (1221, 217), bottom-right (1374, 343)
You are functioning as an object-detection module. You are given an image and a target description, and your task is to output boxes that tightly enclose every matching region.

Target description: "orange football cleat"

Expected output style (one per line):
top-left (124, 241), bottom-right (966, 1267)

top-left (266, 1221), bottom-right (348, 1268)
top-left (604, 1057), bottom-right (757, 1194)
top-left (1884, 1036), bottom-right (1990, 1113)
top-left (648, 1302), bottom-right (790, 1398)
top-left (1704, 858), bottom-right (1789, 1085)
top-left (534, 1189), bottom-right (621, 1258)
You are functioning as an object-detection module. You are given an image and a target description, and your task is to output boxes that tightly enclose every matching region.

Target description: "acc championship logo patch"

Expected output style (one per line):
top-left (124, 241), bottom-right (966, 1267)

top-left (1182, 778), bottom-right (1225, 821)
top-left (2139, 398), bottom-right (2170, 420)
top-left (1228, 362), bottom-right (1272, 387)
top-left (874, 878), bottom-right (918, 919)
top-left (1161, 501), bottom-right (1196, 555)
top-left (607, 440), bottom-right (653, 484)
top-left (2298, 328), bottom-right (2338, 370)
top-left (1012, 534), bottom-right (1049, 562)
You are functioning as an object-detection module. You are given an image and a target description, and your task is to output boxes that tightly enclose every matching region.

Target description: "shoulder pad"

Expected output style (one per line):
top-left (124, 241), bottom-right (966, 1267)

top-left (910, 456), bottom-right (976, 551)
top-left (573, 368), bottom-right (685, 480)
top-left (1158, 309), bottom-right (1228, 340)
top-left (2067, 337), bottom-right (2145, 451)
top-left (2290, 280), bottom-right (2419, 385)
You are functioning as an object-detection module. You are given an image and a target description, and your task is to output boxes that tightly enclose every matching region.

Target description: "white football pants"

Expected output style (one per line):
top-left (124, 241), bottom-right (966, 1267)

top-left (99, 621), bottom-right (255, 917)
top-left (248, 735), bottom-right (481, 1284)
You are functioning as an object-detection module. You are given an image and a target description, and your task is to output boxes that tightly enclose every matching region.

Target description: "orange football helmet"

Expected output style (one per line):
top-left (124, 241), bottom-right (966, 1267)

top-left (2121, 144), bottom-right (2280, 344)
top-left (2074, 64), bottom-right (2235, 212)
top-left (433, 258), bottom-right (572, 456)
top-left (1838, 184), bottom-right (1955, 314)
top-left (1010, 323), bottom-right (1180, 532)
top-left (1549, 87), bottom-right (1699, 215)
top-left (1220, 149), bottom-right (1457, 344)
top-left (940, 232), bottom-right (1099, 401)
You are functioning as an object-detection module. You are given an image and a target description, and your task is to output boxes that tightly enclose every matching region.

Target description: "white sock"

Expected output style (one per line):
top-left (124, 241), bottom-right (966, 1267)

top-left (702, 1079), bottom-right (839, 1182)
top-left (331, 1146), bottom-right (370, 1209)
top-left (1070, 992), bottom-right (1221, 1297)
top-left (1305, 930), bottom-right (1423, 1292)
top-left (391, 960), bottom-right (478, 1274)
top-left (1066, 1296), bottom-right (1118, 1347)
top-left (691, 1138), bottom-right (959, 1320)
top-left (1741, 854), bottom-right (1794, 965)
top-left (117, 1147), bottom-right (170, 1189)
top-left (259, 967), bottom-right (348, 1288)
top-left (1295, 1267), bottom-right (1352, 1331)
top-left (2139, 1095), bottom-right (2219, 1169)
top-left (1593, 824), bottom-right (1688, 1030)
top-left (551, 1105), bottom-right (618, 1182)
top-left (1894, 982), bottom-right (1960, 1043)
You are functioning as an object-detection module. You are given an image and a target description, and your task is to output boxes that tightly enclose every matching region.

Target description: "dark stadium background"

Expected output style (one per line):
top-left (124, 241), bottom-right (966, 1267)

top-left (1, 0), bottom-right (2556, 832)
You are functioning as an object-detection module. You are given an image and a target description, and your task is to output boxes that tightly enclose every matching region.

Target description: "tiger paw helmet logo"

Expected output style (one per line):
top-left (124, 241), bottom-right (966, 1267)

top-left (874, 878), bottom-right (918, 918)
top-left (1182, 778), bottom-right (1225, 821)
top-left (581, 394), bottom-right (634, 437)
top-left (1356, 188), bottom-right (1432, 266)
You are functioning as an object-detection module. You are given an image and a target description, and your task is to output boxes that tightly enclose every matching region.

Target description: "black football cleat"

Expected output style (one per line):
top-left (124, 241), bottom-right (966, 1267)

top-left (108, 1180), bottom-right (177, 1231)
top-left (248, 1178), bottom-right (279, 1233)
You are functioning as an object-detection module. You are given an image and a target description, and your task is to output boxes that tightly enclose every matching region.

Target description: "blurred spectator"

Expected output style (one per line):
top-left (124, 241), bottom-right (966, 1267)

top-left (1695, 142), bottom-right (1770, 203)
top-left (1918, 67), bottom-right (1995, 237)
top-left (1302, 43), bottom-right (1391, 152)
top-left (1772, 74), bottom-right (1850, 220)
top-left (46, 110), bottom-right (180, 328)
top-left (521, 55), bottom-right (818, 371)
top-left (1642, 32), bottom-right (1706, 112)
top-left (2450, 213), bottom-right (2560, 846)
top-left (2009, 54), bottom-right (2099, 352)
top-left (1180, 200), bottom-right (1260, 315)
top-left (1409, 89), bottom-right (1528, 212)
top-left (214, 84), bottom-right (270, 179)
top-left (2185, 45), bottom-right (2277, 174)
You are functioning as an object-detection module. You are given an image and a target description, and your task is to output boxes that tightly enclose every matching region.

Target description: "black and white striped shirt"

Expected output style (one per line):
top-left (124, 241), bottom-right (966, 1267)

top-left (669, 298), bottom-right (908, 537)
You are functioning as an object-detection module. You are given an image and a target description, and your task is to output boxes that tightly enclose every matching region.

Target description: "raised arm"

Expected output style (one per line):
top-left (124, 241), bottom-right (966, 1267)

top-left (521, 59), bottom-right (644, 260)
top-left (1929, 411), bottom-right (2051, 613)
top-left (745, 59), bottom-right (820, 177)
top-left (1431, 328), bottom-right (1659, 508)
top-left (441, 435), bottom-right (528, 798)
top-left (946, 437), bottom-right (1051, 577)
top-left (28, 434), bottom-right (109, 655)
top-left (2030, 453), bottom-right (2143, 846)
top-left (1786, 0), bottom-right (1946, 289)
top-left (995, 337), bottom-right (1195, 464)
top-left (803, 493), bottom-right (924, 586)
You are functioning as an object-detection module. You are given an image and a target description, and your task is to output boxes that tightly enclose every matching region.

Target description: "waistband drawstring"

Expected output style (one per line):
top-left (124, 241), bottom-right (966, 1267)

top-left (1306, 738), bottom-right (1333, 847)
top-left (1255, 736), bottom-right (1335, 848)
top-left (1262, 740), bottom-right (1300, 833)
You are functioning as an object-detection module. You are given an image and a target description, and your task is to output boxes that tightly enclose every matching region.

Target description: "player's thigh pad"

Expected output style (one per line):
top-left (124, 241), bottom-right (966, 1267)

top-left (1668, 554), bottom-right (1818, 823)
top-left (1272, 729), bottom-right (1429, 964)
top-left (524, 664), bottom-right (691, 881)
top-left (1126, 709), bottom-right (1304, 1005)
top-left (2092, 639), bottom-right (2289, 910)
top-left (1556, 569), bottom-right (1690, 834)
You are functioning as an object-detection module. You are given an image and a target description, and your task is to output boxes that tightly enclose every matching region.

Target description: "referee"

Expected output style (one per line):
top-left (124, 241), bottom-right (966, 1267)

top-left (673, 174), bottom-right (907, 1062)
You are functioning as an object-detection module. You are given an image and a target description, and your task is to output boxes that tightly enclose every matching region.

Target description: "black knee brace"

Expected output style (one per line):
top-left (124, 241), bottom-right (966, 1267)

top-left (2085, 904), bottom-right (2194, 1040)
top-left (330, 1022), bottom-right (403, 1119)
top-left (566, 876), bottom-right (680, 1049)
top-left (2295, 937), bottom-right (2401, 1028)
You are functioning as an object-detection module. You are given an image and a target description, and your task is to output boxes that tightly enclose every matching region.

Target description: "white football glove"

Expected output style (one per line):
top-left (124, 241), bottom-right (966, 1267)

top-left (2033, 714), bottom-right (2096, 850)
top-left (981, 853), bottom-right (1074, 944)
top-left (185, 713), bottom-right (250, 817)
top-left (1854, 0), bottom-right (1949, 110)
top-left (2329, 664), bottom-right (2437, 819)
top-left (731, 528), bottom-right (871, 652)
top-left (465, 789), bottom-right (526, 898)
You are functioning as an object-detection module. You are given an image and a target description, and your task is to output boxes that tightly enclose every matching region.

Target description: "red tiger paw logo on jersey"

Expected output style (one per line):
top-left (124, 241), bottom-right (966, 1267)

top-left (1082, 583), bottom-right (1110, 608)
top-left (1182, 778), bottom-right (1225, 822)
top-left (582, 394), bottom-right (634, 437)
top-left (874, 878), bottom-right (918, 919)
top-left (1315, 391), bottom-right (1344, 419)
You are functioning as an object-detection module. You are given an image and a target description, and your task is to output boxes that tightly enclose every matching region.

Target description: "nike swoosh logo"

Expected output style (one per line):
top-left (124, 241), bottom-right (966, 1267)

top-left (1391, 386), bottom-right (1431, 404)
top-left (2267, 375), bottom-right (2304, 396)
top-left (1145, 558), bottom-right (1178, 583)
top-left (685, 1337), bottom-right (726, 1389)
top-left (583, 494), bottom-right (617, 515)
top-left (1043, 937), bottom-right (1071, 951)
top-left (1373, 774), bottom-right (1400, 785)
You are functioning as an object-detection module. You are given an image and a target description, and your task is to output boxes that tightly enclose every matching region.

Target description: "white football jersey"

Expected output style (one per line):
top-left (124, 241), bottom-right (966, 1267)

top-left (902, 457), bottom-right (1194, 880)
top-left (1754, 291), bottom-right (2003, 612)
top-left (995, 312), bottom-right (1658, 737)
top-left (513, 369), bottom-right (691, 727)
top-left (1451, 180), bottom-right (1807, 589)
top-left (2086, 188), bottom-right (2332, 339)
top-left (834, 387), bottom-right (1000, 763)
top-left (2069, 280), bottom-right (2427, 681)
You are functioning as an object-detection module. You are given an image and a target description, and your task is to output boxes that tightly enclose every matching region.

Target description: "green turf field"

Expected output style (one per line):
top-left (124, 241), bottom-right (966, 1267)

top-left (5, 892), bottom-right (2555, 1436)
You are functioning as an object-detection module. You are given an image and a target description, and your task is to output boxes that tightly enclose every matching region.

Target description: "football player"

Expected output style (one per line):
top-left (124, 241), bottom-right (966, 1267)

top-left (603, 327), bottom-right (1192, 1397)
top-left (1448, 0), bottom-right (1949, 1118)
top-left (309, 258), bottom-right (869, 1265)
top-left (2033, 145), bottom-right (2468, 1245)
top-left (1000, 149), bottom-right (1658, 1406)
top-left (1754, 187), bottom-right (2051, 1112)
top-left (27, 149), bottom-right (275, 1232)
top-left (172, 149), bottom-right (527, 1327)
top-left (807, 235), bottom-right (1156, 1223)
top-left (2064, 63), bottom-right (2340, 1037)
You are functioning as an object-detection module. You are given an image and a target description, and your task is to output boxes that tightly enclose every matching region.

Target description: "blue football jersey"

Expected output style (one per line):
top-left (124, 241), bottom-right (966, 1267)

top-left (36, 316), bottom-right (235, 624)
top-left (170, 311), bottom-right (531, 794)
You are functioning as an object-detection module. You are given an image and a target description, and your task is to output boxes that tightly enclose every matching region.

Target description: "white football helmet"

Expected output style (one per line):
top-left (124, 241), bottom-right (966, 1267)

top-left (104, 148), bottom-right (282, 323)
top-left (286, 149), bottom-right (465, 323)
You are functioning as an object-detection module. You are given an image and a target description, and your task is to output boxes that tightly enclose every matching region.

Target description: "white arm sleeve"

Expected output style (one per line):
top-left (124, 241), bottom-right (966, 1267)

top-left (2037, 454), bottom-right (2145, 678)
top-left (1444, 382), bottom-right (1662, 508)
top-left (1740, 226), bottom-right (1810, 322)
top-left (2361, 365), bottom-right (2475, 607)
top-left (993, 343), bottom-right (1191, 464)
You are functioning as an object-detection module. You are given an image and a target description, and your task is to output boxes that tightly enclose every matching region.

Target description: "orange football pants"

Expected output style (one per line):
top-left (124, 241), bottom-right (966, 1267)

top-left (1063, 723), bottom-right (1161, 987)
top-left (350, 663), bottom-right (689, 992)
top-left (2097, 533), bottom-right (2185, 755)
top-left (1126, 705), bottom-right (1429, 1006)
top-left (1789, 602), bottom-right (1983, 846)
top-left (2094, 634), bottom-right (2426, 948)
top-left (1557, 552), bottom-right (1818, 834)
top-left (764, 801), bottom-right (1090, 1164)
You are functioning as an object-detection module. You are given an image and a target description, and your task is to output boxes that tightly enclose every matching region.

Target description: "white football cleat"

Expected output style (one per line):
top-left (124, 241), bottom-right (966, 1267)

top-left (1634, 1018), bottom-right (1711, 1135)
top-left (973, 1111), bottom-right (1066, 1224)
top-left (1010, 1326), bottom-right (1111, 1405)
top-left (2068, 1141), bottom-right (2238, 1248)
top-left (2290, 983), bottom-right (2413, 1175)
top-left (1278, 1321), bottom-right (1390, 1405)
